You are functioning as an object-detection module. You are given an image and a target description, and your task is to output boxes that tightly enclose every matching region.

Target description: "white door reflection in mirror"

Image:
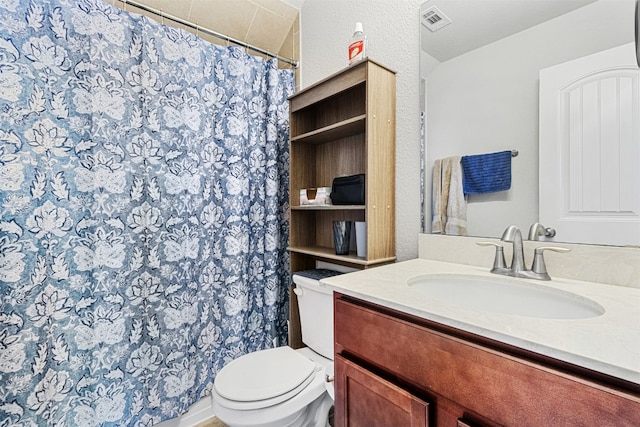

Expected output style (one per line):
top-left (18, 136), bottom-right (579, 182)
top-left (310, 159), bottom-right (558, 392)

top-left (540, 43), bottom-right (640, 246)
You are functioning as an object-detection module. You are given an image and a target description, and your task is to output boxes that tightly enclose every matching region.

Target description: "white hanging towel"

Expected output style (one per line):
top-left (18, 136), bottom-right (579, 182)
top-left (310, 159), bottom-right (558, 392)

top-left (431, 156), bottom-right (467, 236)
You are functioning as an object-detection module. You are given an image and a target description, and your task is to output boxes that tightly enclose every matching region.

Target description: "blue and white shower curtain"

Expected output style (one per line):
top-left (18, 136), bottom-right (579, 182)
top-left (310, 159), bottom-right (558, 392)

top-left (0, 0), bottom-right (295, 425)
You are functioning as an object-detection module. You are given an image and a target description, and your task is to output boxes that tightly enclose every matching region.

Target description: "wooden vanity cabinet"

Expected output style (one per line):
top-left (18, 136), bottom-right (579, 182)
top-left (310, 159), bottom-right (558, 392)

top-left (334, 293), bottom-right (640, 427)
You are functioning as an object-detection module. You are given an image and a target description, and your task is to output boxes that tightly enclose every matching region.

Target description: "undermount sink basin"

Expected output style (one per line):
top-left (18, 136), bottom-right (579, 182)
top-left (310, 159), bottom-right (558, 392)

top-left (407, 274), bottom-right (605, 319)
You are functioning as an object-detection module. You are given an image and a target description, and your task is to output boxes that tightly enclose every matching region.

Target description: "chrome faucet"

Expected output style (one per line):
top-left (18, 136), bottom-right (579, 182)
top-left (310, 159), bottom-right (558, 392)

top-left (501, 225), bottom-right (526, 275)
top-left (478, 225), bottom-right (570, 280)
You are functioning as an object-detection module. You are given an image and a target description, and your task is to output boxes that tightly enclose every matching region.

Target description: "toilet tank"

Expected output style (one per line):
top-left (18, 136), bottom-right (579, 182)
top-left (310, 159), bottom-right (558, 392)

top-left (293, 269), bottom-right (342, 360)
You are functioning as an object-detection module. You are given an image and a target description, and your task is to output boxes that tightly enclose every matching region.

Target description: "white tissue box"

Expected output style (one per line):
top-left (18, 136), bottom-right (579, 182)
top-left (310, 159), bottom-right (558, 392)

top-left (300, 187), bottom-right (332, 205)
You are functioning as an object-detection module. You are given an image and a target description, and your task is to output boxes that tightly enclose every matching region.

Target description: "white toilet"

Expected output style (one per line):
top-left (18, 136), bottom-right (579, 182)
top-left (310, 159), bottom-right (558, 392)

top-left (212, 269), bottom-right (341, 427)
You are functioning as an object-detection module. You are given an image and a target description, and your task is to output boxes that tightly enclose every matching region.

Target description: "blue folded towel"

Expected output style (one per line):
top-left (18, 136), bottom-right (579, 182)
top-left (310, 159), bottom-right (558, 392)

top-left (460, 150), bottom-right (512, 195)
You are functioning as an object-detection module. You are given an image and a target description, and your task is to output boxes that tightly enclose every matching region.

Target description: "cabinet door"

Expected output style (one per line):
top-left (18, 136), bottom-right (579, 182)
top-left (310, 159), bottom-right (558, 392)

top-left (335, 354), bottom-right (429, 427)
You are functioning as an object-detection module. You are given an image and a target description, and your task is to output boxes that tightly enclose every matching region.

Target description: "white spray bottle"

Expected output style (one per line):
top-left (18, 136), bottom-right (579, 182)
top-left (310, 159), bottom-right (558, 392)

top-left (348, 22), bottom-right (367, 65)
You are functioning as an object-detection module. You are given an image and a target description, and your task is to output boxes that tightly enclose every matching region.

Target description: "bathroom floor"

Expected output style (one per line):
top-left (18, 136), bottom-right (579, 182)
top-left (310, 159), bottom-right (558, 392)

top-left (195, 407), bottom-right (335, 427)
top-left (196, 417), bottom-right (227, 427)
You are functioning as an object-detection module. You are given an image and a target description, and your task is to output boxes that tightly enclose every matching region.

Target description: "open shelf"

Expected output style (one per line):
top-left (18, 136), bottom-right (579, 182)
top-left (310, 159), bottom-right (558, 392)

top-left (288, 246), bottom-right (396, 266)
top-left (291, 205), bottom-right (365, 211)
top-left (291, 115), bottom-right (366, 145)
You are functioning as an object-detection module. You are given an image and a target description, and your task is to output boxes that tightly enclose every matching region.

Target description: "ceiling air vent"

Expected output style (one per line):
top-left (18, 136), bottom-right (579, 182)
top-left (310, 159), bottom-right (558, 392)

top-left (421, 6), bottom-right (452, 32)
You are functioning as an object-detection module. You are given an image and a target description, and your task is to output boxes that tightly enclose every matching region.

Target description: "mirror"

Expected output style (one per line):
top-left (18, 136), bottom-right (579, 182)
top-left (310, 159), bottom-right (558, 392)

top-left (636, 0), bottom-right (640, 66)
top-left (420, 0), bottom-right (638, 246)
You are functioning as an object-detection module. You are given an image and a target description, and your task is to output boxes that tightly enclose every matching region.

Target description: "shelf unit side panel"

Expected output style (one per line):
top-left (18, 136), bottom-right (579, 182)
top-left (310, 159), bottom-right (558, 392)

top-left (289, 113), bottom-right (309, 140)
top-left (365, 62), bottom-right (396, 261)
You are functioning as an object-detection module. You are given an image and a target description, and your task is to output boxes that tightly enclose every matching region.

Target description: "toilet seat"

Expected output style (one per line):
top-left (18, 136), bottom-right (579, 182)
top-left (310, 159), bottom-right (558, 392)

top-left (214, 346), bottom-right (319, 411)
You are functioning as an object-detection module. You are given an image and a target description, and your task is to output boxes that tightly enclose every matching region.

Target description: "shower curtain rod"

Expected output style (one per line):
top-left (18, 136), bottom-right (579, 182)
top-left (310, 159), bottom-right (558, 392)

top-left (115, 0), bottom-right (299, 68)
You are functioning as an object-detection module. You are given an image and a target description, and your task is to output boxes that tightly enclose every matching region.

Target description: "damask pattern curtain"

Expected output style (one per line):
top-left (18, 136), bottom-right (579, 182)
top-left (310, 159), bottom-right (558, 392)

top-left (0, 0), bottom-right (294, 425)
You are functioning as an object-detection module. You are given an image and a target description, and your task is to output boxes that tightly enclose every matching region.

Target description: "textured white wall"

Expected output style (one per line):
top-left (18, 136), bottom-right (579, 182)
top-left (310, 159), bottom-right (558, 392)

top-left (422, 0), bottom-right (634, 239)
top-left (299, 0), bottom-right (423, 261)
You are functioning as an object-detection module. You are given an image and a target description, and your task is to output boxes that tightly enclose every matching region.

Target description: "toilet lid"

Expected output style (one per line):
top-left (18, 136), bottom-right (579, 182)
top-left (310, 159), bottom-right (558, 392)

top-left (214, 346), bottom-right (317, 403)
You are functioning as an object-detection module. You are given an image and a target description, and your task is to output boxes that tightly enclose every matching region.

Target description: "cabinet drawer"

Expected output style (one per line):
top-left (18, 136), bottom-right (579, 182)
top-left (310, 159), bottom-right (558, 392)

top-left (334, 295), bottom-right (640, 426)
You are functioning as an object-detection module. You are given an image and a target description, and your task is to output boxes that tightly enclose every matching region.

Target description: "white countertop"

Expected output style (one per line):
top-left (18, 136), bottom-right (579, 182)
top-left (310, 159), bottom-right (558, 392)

top-left (320, 258), bottom-right (640, 385)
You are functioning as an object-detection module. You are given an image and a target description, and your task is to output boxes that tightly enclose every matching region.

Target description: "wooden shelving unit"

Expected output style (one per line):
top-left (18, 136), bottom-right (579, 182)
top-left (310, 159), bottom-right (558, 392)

top-left (288, 58), bottom-right (396, 270)
top-left (287, 59), bottom-right (396, 347)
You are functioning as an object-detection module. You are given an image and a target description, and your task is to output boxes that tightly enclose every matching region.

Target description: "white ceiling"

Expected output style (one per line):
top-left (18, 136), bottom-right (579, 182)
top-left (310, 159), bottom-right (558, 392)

top-left (421, 0), bottom-right (598, 61)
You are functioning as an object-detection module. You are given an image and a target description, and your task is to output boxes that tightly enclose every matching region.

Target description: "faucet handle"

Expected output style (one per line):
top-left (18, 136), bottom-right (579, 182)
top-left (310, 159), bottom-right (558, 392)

top-left (528, 223), bottom-right (557, 240)
top-left (477, 242), bottom-right (508, 273)
top-left (531, 246), bottom-right (571, 279)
